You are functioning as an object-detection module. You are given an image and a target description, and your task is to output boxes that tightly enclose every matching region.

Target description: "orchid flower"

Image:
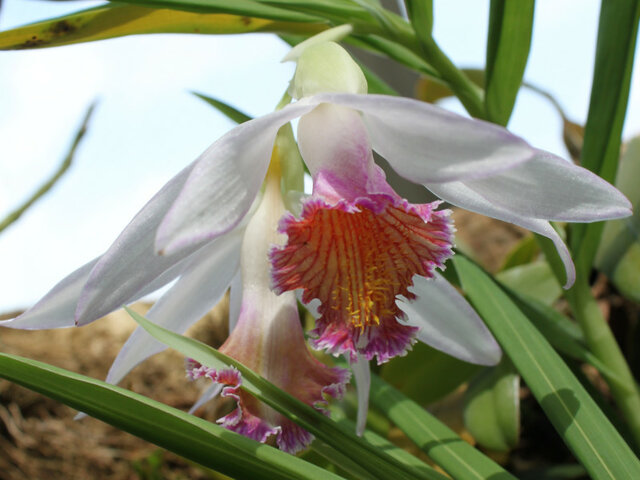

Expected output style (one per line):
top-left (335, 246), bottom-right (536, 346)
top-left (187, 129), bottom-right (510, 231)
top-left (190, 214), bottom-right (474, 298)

top-left (1, 31), bottom-right (630, 410)
top-left (187, 151), bottom-right (349, 454)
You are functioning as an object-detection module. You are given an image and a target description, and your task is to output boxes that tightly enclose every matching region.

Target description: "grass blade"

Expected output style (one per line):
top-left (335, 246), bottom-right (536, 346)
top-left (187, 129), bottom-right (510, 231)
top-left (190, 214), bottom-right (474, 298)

top-left (192, 92), bottom-right (253, 124)
top-left (484, 0), bottom-right (534, 125)
top-left (453, 255), bottom-right (640, 479)
top-left (370, 374), bottom-right (516, 480)
top-left (127, 308), bottom-right (448, 480)
top-left (0, 352), bottom-right (347, 480)
top-left (572, 0), bottom-right (640, 272)
top-left (0, 4), bottom-right (325, 50)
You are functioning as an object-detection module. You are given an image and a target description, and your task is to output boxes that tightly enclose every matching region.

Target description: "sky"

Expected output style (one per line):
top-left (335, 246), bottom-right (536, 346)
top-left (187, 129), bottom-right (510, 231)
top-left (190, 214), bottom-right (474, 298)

top-left (0, 0), bottom-right (638, 311)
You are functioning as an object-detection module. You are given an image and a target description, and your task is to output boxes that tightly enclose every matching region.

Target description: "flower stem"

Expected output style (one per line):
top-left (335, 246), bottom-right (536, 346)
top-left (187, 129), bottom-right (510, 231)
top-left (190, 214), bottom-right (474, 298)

top-left (358, 2), bottom-right (485, 118)
top-left (566, 277), bottom-right (640, 451)
top-left (418, 38), bottom-right (485, 118)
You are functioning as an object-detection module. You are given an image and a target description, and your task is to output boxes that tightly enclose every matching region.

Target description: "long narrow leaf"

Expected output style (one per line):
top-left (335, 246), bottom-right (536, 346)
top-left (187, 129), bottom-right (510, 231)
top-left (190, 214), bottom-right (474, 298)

top-left (192, 92), bottom-right (253, 124)
top-left (109, 0), bottom-right (322, 22)
top-left (572, 0), bottom-right (640, 272)
top-left (0, 4), bottom-right (326, 50)
top-left (453, 255), bottom-right (640, 480)
top-left (370, 374), bottom-right (516, 480)
top-left (0, 352), bottom-right (347, 480)
top-left (505, 290), bottom-right (627, 389)
top-left (127, 308), bottom-right (448, 480)
top-left (484, 0), bottom-right (534, 125)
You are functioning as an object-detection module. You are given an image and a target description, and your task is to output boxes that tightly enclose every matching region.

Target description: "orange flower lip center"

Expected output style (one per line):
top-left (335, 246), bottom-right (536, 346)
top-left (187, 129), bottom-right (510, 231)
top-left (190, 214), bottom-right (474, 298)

top-left (272, 194), bottom-right (453, 334)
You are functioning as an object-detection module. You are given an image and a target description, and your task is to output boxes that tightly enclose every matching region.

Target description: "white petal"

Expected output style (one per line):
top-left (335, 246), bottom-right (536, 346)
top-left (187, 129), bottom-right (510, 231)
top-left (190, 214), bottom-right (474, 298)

top-left (350, 353), bottom-right (370, 437)
top-left (188, 383), bottom-right (223, 414)
top-left (104, 228), bottom-right (242, 386)
top-left (427, 181), bottom-right (577, 287)
top-left (0, 258), bottom-right (99, 329)
top-left (312, 93), bottom-right (535, 183)
top-left (74, 164), bottom-right (204, 325)
top-left (155, 99), bottom-right (320, 255)
top-left (400, 274), bottom-right (502, 366)
top-left (452, 149), bottom-right (632, 222)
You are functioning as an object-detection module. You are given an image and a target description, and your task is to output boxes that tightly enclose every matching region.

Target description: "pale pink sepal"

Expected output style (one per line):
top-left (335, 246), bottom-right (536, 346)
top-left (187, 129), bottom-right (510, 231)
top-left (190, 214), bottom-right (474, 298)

top-left (75, 163), bottom-right (201, 325)
top-left (104, 228), bottom-right (242, 386)
top-left (444, 149), bottom-right (632, 223)
top-left (310, 93), bottom-right (536, 183)
top-left (188, 383), bottom-right (223, 415)
top-left (0, 258), bottom-right (98, 329)
top-left (400, 273), bottom-right (502, 366)
top-left (426, 181), bottom-right (577, 288)
top-left (155, 99), bottom-right (319, 256)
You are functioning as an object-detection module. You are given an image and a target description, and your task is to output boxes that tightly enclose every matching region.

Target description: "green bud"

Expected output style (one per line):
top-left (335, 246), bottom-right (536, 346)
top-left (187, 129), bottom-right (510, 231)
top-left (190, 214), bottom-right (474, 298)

top-left (290, 42), bottom-right (367, 98)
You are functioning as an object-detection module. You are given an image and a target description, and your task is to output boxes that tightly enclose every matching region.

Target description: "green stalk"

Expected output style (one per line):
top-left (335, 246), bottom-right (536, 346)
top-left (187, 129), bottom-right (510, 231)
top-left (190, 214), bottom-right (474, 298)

top-left (565, 278), bottom-right (640, 450)
top-left (399, 0), bottom-right (484, 118)
top-left (349, 0), bottom-right (485, 118)
top-left (417, 38), bottom-right (485, 118)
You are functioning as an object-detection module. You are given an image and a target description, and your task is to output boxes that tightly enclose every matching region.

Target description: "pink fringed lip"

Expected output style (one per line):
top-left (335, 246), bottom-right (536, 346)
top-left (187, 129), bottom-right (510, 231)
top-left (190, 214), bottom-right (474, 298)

top-left (270, 194), bottom-right (454, 364)
top-left (185, 359), bottom-right (349, 454)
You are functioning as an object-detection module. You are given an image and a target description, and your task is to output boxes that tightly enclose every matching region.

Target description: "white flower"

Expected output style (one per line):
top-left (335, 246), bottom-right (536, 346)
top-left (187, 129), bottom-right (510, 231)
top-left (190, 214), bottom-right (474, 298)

top-left (2, 40), bottom-right (629, 393)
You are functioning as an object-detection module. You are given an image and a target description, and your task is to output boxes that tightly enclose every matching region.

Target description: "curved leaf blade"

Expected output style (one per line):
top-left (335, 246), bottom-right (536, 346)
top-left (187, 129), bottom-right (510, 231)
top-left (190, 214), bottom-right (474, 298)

top-left (484, 0), bottom-right (535, 125)
top-left (370, 375), bottom-right (516, 480)
top-left (192, 92), bottom-right (253, 124)
top-left (0, 4), bottom-right (325, 50)
top-left (453, 255), bottom-right (640, 480)
top-left (0, 352), bottom-right (346, 480)
top-left (126, 308), bottom-right (448, 480)
top-left (572, 0), bottom-right (640, 273)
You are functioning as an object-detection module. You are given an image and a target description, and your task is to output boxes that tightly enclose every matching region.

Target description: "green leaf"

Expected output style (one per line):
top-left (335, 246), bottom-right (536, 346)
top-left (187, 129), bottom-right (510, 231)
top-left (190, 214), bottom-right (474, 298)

top-left (596, 135), bottom-right (640, 277)
top-left (453, 255), bottom-right (640, 479)
top-left (370, 374), bottom-right (517, 480)
top-left (256, 0), bottom-right (375, 23)
top-left (349, 34), bottom-right (439, 78)
top-left (126, 308), bottom-right (448, 480)
top-left (496, 261), bottom-right (562, 305)
top-left (499, 234), bottom-right (539, 271)
top-left (110, 0), bottom-right (380, 27)
top-left (192, 92), bottom-right (253, 124)
top-left (335, 418), bottom-right (446, 480)
top-left (610, 243), bottom-right (640, 303)
top-left (484, 0), bottom-right (535, 125)
top-left (404, 0), bottom-right (434, 40)
top-left (381, 342), bottom-right (480, 405)
top-left (572, 0), bottom-right (640, 273)
top-left (110, 0), bottom-right (323, 22)
top-left (463, 359), bottom-right (520, 452)
top-left (0, 352), bottom-right (347, 480)
top-left (0, 4), bottom-right (326, 50)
